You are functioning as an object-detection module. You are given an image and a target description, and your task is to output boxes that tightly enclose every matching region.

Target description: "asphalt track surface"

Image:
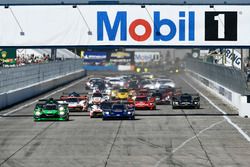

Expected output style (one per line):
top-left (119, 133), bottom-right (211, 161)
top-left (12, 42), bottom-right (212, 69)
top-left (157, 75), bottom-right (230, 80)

top-left (0, 72), bottom-right (250, 167)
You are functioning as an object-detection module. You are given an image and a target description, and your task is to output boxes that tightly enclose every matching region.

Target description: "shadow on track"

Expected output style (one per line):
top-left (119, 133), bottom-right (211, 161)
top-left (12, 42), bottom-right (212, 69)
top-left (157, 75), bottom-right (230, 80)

top-left (136, 113), bottom-right (238, 117)
top-left (1, 113), bottom-right (238, 118)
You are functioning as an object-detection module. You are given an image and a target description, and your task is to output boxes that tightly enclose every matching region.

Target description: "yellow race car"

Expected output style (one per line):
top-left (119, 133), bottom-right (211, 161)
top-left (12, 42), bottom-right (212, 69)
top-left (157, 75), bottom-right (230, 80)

top-left (116, 88), bottom-right (129, 100)
top-left (111, 89), bottom-right (118, 100)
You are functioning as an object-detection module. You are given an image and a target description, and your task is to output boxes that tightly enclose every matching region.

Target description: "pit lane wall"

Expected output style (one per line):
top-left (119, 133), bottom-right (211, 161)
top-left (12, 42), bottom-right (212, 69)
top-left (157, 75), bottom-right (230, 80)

top-left (186, 59), bottom-right (250, 118)
top-left (0, 70), bottom-right (86, 110)
top-left (0, 60), bottom-right (86, 110)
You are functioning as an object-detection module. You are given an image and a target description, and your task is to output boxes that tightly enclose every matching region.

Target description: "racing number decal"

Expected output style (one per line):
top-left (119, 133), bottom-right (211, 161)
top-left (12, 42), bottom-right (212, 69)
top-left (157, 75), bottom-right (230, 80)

top-left (205, 12), bottom-right (237, 41)
top-left (214, 14), bottom-right (225, 39)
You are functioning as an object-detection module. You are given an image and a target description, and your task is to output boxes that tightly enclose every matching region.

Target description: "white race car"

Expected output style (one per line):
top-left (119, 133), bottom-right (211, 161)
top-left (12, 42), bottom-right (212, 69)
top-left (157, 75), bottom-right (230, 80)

top-left (89, 104), bottom-right (103, 118)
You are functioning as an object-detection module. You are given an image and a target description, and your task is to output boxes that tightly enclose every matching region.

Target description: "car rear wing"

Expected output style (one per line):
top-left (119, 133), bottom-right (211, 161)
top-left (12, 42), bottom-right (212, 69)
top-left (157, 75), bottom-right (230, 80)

top-left (38, 99), bottom-right (68, 105)
top-left (60, 95), bottom-right (88, 100)
top-left (172, 93), bottom-right (200, 101)
top-left (108, 100), bottom-right (134, 104)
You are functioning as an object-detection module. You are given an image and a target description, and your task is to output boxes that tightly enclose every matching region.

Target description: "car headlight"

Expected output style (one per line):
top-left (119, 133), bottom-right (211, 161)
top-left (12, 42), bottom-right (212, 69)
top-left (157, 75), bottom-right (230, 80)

top-left (127, 111), bottom-right (131, 114)
top-left (105, 112), bottom-right (110, 115)
top-left (59, 111), bottom-right (65, 115)
top-left (59, 107), bottom-right (65, 111)
top-left (35, 111), bottom-right (41, 116)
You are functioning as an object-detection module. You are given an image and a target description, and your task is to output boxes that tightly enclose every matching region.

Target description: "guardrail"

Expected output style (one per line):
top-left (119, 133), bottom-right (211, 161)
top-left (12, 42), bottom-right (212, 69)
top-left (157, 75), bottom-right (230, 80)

top-left (0, 60), bottom-right (82, 93)
top-left (185, 58), bottom-right (248, 95)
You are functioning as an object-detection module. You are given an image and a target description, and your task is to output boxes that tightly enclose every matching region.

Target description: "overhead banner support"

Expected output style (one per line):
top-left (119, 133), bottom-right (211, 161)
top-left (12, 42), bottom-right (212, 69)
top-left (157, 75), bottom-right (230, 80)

top-left (0, 5), bottom-right (249, 47)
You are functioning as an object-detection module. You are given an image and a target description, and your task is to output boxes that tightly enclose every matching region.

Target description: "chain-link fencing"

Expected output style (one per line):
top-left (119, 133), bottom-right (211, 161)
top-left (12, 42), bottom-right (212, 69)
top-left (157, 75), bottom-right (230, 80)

top-left (0, 60), bottom-right (83, 93)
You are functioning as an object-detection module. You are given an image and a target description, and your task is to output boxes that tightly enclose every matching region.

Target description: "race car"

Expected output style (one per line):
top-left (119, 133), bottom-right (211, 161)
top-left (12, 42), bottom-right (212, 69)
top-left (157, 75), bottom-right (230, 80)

top-left (85, 78), bottom-right (104, 90)
top-left (134, 96), bottom-right (156, 110)
top-left (89, 104), bottom-right (103, 118)
top-left (172, 93), bottom-right (200, 109)
top-left (88, 92), bottom-right (106, 105)
top-left (60, 92), bottom-right (88, 112)
top-left (136, 89), bottom-right (150, 97)
top-left (111, 88), bottom-right (118, 100)
top-left (115, 88), bottom-right (129, 100)
top-left (141, 72), bottom-right (154, 79)
top-left (102, 102), bottom-right (135, 120)
top-left (33, 98), bottom-right (69, 121)
top-left (151, 91), bottom-right (167, 105)
top-left (159, 87), bottom-right (182, 105)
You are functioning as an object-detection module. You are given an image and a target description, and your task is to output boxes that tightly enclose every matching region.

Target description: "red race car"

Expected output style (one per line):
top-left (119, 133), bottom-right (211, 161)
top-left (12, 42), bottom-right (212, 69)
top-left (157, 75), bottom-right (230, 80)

top-left (134, 96), bottom-right (156, 110)
top-left (161, 87), bottom-right (182, 104)
top-left (136, 88), bottom-right (150, 97)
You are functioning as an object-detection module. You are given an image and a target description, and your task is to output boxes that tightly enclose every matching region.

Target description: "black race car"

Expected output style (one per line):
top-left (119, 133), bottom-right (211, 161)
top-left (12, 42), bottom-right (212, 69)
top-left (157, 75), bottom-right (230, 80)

top-left (151, 91), bottom-right (167, 105)
top-left (172, 93), bottom-right (200, 109)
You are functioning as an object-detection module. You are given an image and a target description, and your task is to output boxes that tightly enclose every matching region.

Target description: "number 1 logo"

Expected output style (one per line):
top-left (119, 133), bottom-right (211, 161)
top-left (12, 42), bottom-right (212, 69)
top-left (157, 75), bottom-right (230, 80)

top-left (205, 12), bottom-right (237, 41)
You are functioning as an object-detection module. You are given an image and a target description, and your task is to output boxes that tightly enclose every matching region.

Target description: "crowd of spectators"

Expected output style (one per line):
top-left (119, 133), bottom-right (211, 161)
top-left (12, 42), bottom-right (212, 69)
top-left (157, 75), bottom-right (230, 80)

top-left (0, 53), bottom-right (51, 67)
top-left (16, 53), bottom-right (50, 66)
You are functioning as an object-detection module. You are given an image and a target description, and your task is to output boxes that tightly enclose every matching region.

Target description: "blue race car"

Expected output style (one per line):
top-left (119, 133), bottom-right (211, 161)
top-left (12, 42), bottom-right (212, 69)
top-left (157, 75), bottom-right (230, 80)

top-left (102, 102), bottom-right (135, 120)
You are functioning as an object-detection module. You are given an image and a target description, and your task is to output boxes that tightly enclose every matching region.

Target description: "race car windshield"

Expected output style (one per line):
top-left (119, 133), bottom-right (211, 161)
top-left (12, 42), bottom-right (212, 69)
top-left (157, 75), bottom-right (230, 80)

top-left (152, 93), bottom-right (162, 97)
top-left (141, 80), bottom-right (152, 84)
top-left (129, 81), bottom-right (137, 86)
top-left (90, 79), bottom-right (102, 83)
top-left (112, 104), bottom-right (125, 110)
top-left (180, 95), bottom-right (192, 101)
top-left (44, 104), bottom-right (57, 110)
top-left (159, 80), bottom-right (172, 84)
top-left (135, 97), bottom-right (148, 101)
top-left (66, 98), bottom-right (78, 103)
top-left (110, 79), bottom-right (120, 82)
top-left (93, 93), bottom-right (102, 97)
top-left (119, 89), bottom-right (127, 93)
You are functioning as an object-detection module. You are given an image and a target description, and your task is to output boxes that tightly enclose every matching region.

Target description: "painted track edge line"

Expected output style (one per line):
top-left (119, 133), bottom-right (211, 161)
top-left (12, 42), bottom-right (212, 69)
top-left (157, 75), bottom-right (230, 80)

top-left (181, 77), bottom-right (250, 142)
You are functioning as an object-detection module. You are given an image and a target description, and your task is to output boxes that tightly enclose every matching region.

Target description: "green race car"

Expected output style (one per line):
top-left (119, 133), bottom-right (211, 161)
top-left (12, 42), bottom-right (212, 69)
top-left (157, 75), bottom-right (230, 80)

top-left (33, 98), bottom-right (69, 121)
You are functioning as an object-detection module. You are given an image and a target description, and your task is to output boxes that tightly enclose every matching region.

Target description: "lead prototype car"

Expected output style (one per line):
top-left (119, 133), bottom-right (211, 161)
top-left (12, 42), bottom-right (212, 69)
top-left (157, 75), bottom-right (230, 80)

top-left (172, 93), bottom-right (200, 109)
top-left (33, 98), bottom-right (69, 121)
top-left (102, 102), bottom-right (135, 120)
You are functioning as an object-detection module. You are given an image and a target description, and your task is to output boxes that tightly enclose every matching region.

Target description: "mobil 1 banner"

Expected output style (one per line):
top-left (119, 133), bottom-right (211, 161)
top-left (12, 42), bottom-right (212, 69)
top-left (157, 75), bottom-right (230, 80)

top-left (205, 12), bottom-right (237, 41)
top-left (1, 5), bottom-right (250, 46)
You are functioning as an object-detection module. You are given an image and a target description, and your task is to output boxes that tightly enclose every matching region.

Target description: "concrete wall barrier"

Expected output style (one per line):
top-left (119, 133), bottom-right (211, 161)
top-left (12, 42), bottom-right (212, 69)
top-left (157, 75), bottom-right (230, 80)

top-left (0, 70), bottom-right (86, 110)
top-left (188, 70), bottom-right (250, 118)
top-left (187, 70), bottom-right (241, 109)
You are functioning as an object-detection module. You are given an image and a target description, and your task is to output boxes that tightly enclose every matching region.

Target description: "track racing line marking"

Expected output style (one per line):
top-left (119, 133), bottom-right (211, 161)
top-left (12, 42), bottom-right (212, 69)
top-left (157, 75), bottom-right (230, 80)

top-left (181, 77), bottom-right (250, 142)
top-left (154, 119), bottom-right (225, 167)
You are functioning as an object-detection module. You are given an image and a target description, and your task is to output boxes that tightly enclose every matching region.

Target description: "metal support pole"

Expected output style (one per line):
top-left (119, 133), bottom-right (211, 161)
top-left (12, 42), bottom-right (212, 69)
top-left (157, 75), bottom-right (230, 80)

top-left (241, 48), bottom-right (244, 71)
top-left (51, 48), bottom-right (57, 61)
top-left (232, 49), bottom-right (234, 67)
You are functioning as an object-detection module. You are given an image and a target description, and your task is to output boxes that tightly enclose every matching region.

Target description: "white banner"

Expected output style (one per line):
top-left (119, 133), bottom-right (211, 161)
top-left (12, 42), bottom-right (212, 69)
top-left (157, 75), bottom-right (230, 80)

top-left (0, 5), bottom-right (250, 46)
top-left (217, 49), bottom-right (242, 69)
top-left (135, 51), bottom-right (160, 62)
